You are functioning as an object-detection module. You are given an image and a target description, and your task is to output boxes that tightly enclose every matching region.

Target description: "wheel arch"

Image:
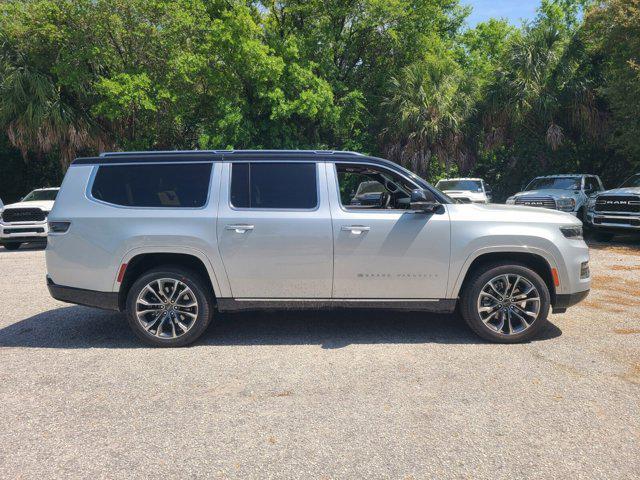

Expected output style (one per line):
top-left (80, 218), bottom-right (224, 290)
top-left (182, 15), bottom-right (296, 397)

top-left (452, 249), bottom-right (558, 304)
top-left (116, 248), bottom-right (221, 311)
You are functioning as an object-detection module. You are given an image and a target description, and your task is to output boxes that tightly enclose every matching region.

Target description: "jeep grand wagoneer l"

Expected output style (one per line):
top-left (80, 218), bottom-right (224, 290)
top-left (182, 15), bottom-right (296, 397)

top-left (46, 150), bottom-right (590, 346)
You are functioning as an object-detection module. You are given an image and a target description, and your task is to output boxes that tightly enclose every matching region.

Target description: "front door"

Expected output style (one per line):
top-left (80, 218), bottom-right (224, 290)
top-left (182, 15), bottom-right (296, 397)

top-left (329, 162), bottom-right (451, 299)
top-left (217, 161), bottom-right (333, 299)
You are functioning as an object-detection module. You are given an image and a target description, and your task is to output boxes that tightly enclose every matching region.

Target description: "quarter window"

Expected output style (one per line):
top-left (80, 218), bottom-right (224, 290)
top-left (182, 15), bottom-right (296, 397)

top-left (91, 163), bottom-right (212, 208)
top-left (230, 162), bottom-right (318, 209)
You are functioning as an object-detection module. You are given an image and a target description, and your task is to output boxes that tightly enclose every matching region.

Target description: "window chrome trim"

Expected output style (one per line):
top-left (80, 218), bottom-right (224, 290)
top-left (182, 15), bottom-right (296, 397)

top-left (85, 162), bottom-right (214, 211)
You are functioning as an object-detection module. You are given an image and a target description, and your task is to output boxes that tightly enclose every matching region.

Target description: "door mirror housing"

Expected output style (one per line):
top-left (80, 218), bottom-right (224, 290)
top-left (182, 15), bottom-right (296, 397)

top-left (410, 189), bottom-right (441, 213)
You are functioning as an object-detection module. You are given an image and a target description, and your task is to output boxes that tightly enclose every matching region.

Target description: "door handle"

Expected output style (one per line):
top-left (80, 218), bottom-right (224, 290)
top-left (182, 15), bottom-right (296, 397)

top-left (225, 224), bottom-right (255, 233)
top-left (341, 225), bottom-right (371, 235)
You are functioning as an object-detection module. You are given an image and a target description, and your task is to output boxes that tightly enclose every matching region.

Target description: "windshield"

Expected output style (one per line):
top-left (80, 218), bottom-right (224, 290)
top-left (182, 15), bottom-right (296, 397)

top-left (436, 180), bottom-right (482, 192)
top-left (525, 177), bottom-right (581, 191)
top-left (22, 189), bottom-right (58, 202)
top-left (619, 174), bottom-right (640, 188)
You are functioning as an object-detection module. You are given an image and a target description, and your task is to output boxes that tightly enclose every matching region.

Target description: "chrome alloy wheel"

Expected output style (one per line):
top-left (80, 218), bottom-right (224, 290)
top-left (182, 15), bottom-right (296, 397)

top-left (476, 274), bottom-right (541, 335)
top-left (135, 278), bottom-right (199, 339)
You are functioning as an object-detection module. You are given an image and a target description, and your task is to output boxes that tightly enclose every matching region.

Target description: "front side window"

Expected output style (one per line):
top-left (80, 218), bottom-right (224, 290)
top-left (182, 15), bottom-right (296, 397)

top-left (230, 162), bottom-right (318, 209)
top-left (23, 189), bottom-right (58, 202)
top-left (91, 163), bottom-right (212, 208)
top-left (620, 174), bottom-right (640, 188)
top-left (336, 163), bottom-right (427, 210)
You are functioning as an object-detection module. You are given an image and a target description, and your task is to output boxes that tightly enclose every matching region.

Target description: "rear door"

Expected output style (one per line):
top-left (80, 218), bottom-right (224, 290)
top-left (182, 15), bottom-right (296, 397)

top-left (328, 162), bottom-right (451, 299)
top-left (217, 160), bottom-right (333, 299)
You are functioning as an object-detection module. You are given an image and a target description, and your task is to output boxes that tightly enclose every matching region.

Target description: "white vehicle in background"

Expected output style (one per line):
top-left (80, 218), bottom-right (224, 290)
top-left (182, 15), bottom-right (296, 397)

top-left (506, 174), bottom-right (604, 221)
top-left (435, 178), bottom-right (492, 203)
top-left (0, 187), bottom-right (59, 250)
top-left (586, 173), bottom-right (640, 240)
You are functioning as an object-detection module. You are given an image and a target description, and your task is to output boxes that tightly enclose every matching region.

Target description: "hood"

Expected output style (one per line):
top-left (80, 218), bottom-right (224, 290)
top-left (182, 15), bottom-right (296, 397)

top-left (513, 189), bottom-right (579, 199)
top-left (2, 200), bottom-right (55, 212)
top-left (452, 202), bottom-right (581, 225)
top-left (597, 186), bottom-right (640, 196)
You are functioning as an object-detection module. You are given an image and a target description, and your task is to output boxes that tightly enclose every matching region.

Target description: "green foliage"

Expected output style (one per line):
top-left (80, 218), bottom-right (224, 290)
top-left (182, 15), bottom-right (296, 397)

top-left (0, 0), bottom-right (637, 200)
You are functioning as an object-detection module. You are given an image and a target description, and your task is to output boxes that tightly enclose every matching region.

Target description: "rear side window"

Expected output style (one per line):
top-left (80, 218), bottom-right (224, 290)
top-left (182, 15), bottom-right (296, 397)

top-left (230, 162), bottom-right (318, 209)
top-left (91, 163), bottom-right (212, 208)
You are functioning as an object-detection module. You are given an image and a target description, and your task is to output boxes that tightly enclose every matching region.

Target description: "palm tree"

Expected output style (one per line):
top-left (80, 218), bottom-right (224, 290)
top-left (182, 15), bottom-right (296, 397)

top-left (0, 46), bottom-right (107, 167)
top-left (381, 60), bottom-right (473, 178)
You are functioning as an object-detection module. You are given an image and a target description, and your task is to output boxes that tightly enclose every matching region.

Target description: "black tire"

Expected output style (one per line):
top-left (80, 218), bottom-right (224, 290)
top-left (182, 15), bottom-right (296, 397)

top-left (578, 207), bottom-right (589, 229)
top-left (592, 230), bottom-right (614, 242)
top-left (460, 262), bottom-right (551, 343)
top-left (126, 266), bottom-right (213, 347)
top-left (3, 243), bottom-right (21, 250)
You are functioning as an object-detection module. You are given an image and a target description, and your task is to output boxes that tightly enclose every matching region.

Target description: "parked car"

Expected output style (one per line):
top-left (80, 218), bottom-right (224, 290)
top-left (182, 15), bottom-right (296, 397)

top-left (0, 188), bottom-right (59, 250)
top-left (435, 178), bottom-right (492, 203)
top-left (586, 173), bottom-right (640, 241)
top-left (506, 174), bottom-right (604, 221)
top-left (46, 150), bottom-right (590, 346)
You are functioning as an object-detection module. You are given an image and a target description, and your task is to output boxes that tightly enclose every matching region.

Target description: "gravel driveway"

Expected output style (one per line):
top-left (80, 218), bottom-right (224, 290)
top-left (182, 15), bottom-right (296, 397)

top-left (1, 242), bottom-right (639, 479)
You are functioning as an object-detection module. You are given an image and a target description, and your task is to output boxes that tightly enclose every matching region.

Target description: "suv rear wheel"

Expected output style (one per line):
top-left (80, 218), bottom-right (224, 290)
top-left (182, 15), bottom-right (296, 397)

top-left (3, 243), bottom-right (21, 250)
top-left (460, 263), bottom-right (550, 343)
top-left (126, 266), bottom-right (213, 347)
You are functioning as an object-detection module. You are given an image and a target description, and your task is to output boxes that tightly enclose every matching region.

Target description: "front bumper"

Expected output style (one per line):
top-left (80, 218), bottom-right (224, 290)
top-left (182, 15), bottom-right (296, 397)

top-left (0, 220), bottom-right (49, 243)
top-left (586, 212), bottom-right (640, 230)
top-left (553, 290), bottom-right (590, 313)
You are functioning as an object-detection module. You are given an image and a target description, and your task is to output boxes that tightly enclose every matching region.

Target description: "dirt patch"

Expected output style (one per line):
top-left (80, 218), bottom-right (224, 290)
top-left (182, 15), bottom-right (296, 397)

top-left (589, 243), bottom-right (640, 256)
top-left (614, 328), bottom-right (640, 335)
top-left (620, 364), bottom-right (640, 385)
top-left (611, 265), bottom-right (640, 271)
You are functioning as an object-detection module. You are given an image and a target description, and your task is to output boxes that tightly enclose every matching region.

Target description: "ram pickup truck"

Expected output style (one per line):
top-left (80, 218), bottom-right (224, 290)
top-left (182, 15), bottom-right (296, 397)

top-left (506, 174), bottom-right (604, 221)
top-left (586, 173), bottom-right (640, 240)
top-left (46, 150), bottom-right (590, 346)
top-left (0, 187), bottom-right (59, 250)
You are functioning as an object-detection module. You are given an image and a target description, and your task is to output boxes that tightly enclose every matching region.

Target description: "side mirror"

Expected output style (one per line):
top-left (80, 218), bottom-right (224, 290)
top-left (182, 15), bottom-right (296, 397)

top-left (410, 189), bottom-right (441, 213)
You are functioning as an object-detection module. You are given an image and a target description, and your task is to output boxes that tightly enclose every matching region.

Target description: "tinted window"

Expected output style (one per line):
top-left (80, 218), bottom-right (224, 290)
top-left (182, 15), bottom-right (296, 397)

top-left (92, 163), bottom-right (212, 207)
top-left (230, 163), bottom-right (317, 209)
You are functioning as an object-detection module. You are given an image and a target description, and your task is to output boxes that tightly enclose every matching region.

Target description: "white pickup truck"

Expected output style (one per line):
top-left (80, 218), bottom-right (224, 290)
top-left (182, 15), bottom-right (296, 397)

top-left (0, 188), bottom-right (59, 250)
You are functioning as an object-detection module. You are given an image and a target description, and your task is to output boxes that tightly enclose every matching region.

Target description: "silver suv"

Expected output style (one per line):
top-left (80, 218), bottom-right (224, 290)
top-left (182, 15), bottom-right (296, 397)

top-left (46, 150), bottom-right (590, 346)
top-left (506, 174), bottom-right (604, 221)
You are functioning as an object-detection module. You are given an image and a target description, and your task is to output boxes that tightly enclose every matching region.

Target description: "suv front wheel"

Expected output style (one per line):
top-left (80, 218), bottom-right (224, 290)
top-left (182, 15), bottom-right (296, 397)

top-left (460, 263), bottom-right (551, 343)
top-left (126, 266), bottom-right (213, 347)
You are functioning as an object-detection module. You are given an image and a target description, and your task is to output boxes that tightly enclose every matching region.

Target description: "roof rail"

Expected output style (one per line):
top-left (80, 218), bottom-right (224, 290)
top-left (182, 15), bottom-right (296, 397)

top-left (99, 149), bottom-right (364, 157)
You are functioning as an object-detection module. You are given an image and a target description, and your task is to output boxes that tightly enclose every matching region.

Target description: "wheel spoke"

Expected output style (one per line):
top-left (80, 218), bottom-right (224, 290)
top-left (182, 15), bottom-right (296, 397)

top-left (136, 278), bottom-right (199, 339)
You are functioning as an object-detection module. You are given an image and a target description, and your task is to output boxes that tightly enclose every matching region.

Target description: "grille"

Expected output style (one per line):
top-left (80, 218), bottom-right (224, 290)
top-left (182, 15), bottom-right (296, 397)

top-left (595, 195), bottom-right (640, 213)
top-left (515, 197), bottom-right (556, 209)
top-left (593, 217), bottom-right (640, 226)
top-left (4, 228), bottom-right (45, 234)
top-left (2, 208), bottom-right (46, 223)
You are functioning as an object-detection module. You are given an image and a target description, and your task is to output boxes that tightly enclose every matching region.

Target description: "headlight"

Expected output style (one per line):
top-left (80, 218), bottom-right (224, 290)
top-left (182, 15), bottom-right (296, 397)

top-left (556, 197), bottom-right (576, 212)
top-left (587, 197), bottom-right (597, 210)
top-left (506, 196), bottom-right (516, 205)
top-left (560, 225), bottom-right (583, 239)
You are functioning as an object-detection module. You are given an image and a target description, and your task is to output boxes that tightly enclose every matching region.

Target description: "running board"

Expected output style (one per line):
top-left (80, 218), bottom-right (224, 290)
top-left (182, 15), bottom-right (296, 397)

top-left (216, 298), bottom-right (457, 313)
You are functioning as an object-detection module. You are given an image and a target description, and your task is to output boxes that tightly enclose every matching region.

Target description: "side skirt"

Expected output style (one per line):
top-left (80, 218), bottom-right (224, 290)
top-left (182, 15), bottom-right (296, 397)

top-left (217, 298), bottom-right (457, 313)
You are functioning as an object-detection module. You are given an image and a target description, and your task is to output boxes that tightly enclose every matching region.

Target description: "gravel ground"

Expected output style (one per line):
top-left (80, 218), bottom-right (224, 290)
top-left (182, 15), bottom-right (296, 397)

top-left (0, 241), bottom-right (639, 479)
